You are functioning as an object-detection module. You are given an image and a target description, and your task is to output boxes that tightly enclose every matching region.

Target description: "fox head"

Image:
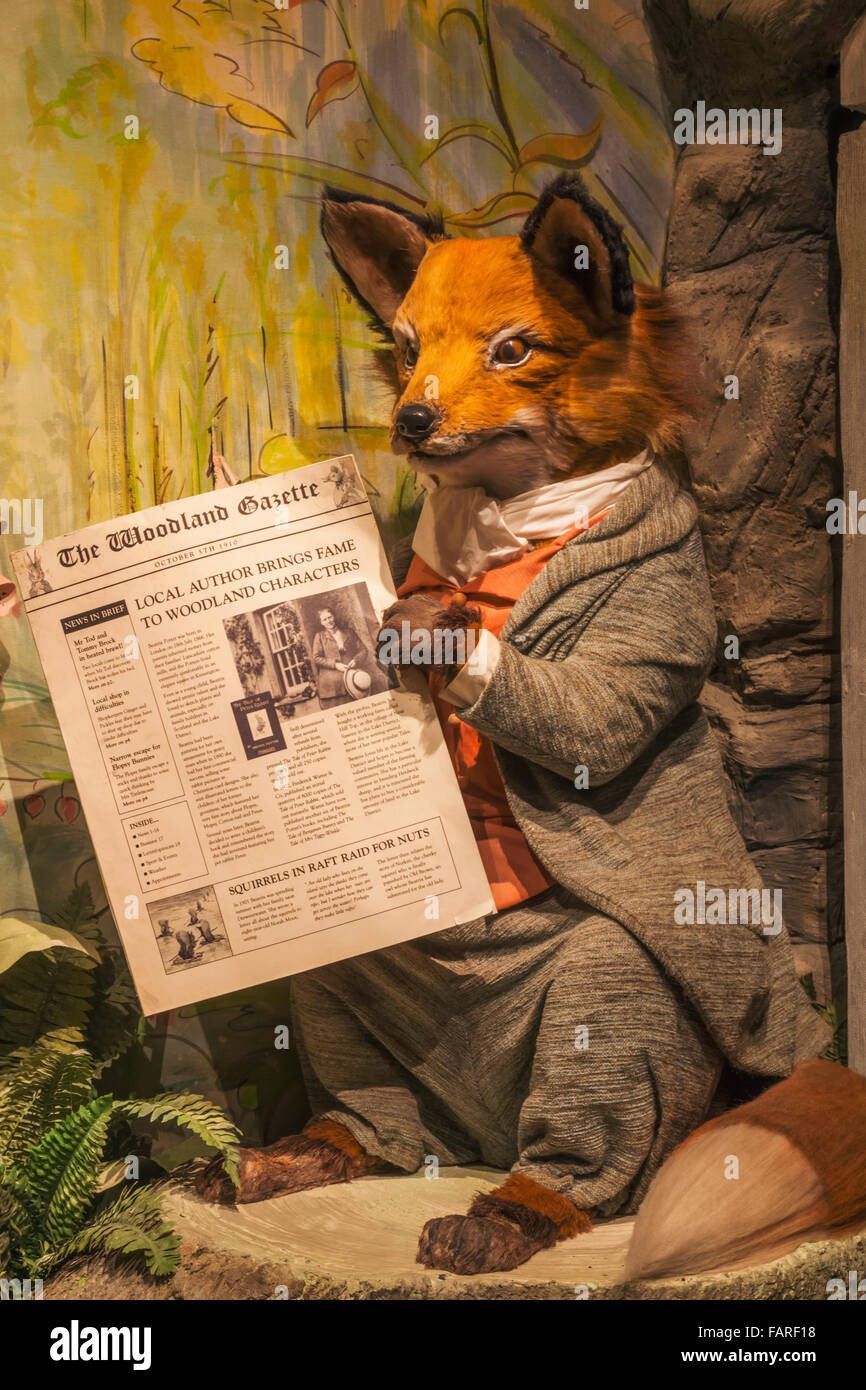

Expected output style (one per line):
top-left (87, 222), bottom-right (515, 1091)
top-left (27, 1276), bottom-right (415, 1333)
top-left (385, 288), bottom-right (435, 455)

top-left (321, 174), bottom-right (694, 499)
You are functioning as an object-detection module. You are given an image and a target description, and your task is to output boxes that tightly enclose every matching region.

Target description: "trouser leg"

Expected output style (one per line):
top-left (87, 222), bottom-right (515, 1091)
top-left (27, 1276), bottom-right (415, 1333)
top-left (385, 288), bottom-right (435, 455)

top-left (512, 915), bottom-right (722, 1216)
top-left (290, 969), bottom-right (480, 1171)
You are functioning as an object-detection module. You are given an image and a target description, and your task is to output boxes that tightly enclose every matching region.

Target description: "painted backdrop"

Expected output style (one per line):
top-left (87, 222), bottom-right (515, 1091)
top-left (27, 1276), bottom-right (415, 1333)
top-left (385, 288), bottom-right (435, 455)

top-left (0, 0), bottom-right (672, 1144)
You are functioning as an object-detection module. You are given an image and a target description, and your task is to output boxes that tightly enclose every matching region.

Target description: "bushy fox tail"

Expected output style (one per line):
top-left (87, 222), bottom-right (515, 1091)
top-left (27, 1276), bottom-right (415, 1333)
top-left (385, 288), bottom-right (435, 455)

top-left (625, 1059), bottom-right (866, 1282)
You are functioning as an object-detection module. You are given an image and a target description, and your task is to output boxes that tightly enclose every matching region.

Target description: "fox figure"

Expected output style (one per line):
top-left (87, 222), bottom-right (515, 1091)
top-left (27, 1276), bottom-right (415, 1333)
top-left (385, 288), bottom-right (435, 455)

top-left (198, 175), bottom-right (866, 1281)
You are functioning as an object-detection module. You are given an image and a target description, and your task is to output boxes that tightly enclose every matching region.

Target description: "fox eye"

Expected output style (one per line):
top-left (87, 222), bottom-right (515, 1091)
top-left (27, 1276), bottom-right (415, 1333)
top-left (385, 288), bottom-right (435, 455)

top-left (494, 337), bottom-right (530, 365)
top-left (402, 342), bottom-right (419, 369)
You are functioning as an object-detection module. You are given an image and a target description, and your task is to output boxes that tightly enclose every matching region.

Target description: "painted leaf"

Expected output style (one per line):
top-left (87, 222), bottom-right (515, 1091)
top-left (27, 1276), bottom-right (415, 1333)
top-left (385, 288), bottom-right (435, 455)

top-left (306, 61), bottom-right (358, 128)
top-left (449, 191), bottom-right (537, 230)
top-left (438, 5), bottom-right (483, 42)
top-left (224, 100), bottom-right (292, 137)
top-left (131, 38), bottom-right (293, 138)
top-left (518, 117), bottom-right (604, 171)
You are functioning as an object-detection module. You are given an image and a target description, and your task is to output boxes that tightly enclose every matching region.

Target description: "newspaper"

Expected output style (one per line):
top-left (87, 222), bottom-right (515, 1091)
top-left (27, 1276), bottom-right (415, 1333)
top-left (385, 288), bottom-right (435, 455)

top-left (12, 456), bottom-right (495, 1013)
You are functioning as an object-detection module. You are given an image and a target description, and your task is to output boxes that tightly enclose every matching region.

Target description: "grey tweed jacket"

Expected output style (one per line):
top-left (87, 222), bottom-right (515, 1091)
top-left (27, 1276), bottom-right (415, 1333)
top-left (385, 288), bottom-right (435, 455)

top-left (391, 463), bottom-right (827, 1079)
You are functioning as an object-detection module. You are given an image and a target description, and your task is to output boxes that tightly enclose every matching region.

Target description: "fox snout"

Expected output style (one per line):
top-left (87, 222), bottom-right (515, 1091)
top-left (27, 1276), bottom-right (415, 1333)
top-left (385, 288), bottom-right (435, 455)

top-left (394, 401), bottom-right (441, 444)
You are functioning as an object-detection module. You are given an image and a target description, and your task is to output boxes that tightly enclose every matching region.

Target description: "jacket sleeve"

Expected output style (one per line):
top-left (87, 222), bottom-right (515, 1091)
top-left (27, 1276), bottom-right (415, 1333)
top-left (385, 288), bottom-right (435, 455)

top-left (454, 542), bottom-right (718, 786)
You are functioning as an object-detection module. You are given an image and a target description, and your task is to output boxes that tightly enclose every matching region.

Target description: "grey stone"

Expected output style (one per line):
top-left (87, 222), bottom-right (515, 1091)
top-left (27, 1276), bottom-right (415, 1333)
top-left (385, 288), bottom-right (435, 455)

top-left (643, 0), bottom-right (866, 996)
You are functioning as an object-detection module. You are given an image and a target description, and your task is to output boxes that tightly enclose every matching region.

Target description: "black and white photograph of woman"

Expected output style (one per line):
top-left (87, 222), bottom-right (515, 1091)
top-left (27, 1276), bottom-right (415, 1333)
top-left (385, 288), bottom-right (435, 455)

top-left (307, 596), bottom-right (390, 709)
top-left (223, 583), bottom-right (393, 722)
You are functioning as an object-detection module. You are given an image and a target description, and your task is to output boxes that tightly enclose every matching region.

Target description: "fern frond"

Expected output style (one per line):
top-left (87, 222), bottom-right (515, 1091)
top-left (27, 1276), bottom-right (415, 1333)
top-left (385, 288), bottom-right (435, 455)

top-left (46, 1181), bottom-right (180, 1278)
top-left (0, 1160), bottom-right (43, 1274)
top-left (89, 970), bottom-right (141, 1075)
top-left (800, 973), bottom-right (848, 1066)
top-left (0, 948), bottom-right (97, 1056)
top-left (0, 1027), bottom-right (85, 1074)
top-left (52, 882), bottom-right (107, 938)
top-left (0, 1187), bottom-right (11, 1275)
top-left (50, 884), bottom-right (142, 1070)
top-left (114, 1093), bottom-right (241, 1184)
top-left (0, 1031), bottom-right (95, 1164)
top-left (24, 1094), bottom-right (114, 1247)
top-left (0, 1165), bottom-right (33, 1276)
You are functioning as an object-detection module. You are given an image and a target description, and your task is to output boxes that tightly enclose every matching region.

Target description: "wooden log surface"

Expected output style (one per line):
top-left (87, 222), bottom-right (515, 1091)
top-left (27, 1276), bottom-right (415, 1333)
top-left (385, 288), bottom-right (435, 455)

top-left (41, 1167), bottom-right (866, 1301)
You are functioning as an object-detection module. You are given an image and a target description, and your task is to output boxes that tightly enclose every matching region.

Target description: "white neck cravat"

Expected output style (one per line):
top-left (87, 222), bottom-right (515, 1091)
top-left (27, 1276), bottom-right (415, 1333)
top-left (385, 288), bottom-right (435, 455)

top-left (412, 450), bottom-right (652, 585)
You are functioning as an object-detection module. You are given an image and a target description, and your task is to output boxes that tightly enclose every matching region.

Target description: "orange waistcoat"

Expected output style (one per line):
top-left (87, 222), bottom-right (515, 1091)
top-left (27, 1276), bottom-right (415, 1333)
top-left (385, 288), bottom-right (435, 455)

top-left (398, 516), bottom-right (605, 910)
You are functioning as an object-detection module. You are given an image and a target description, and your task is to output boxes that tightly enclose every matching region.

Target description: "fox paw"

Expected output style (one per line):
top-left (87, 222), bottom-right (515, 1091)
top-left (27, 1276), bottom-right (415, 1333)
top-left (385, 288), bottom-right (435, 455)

top-left (416, 1194), bottom-right (563, 1275)
top-left (416, 1211), bottom-right (551, 1274)
top-left (416, 1181), bottom-right (592, 1275)
top-left (195, 1121), bottom-right (380, 1206)
top-left (379, 595), bottom-right (481, 676)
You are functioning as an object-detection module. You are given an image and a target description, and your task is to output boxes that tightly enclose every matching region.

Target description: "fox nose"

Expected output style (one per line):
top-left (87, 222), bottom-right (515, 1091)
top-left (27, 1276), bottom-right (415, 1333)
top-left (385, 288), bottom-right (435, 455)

top-left (395, 402), bottom-right (437, 441)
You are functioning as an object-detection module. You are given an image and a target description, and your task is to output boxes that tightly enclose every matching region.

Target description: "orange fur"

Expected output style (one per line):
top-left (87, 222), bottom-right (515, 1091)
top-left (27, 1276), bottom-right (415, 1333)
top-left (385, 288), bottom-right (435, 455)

top-left (303, 1118), bottom-right (378, 1171)
top-left (391, 237), bottom-right (696, 483)
top-left (321, 185), bottom-right (699, 499)
top-left (626, 1061), bottom-right (866, 1281)
top-left (685, 1058), bottom-right (866, 1227)
top-left (490, 1172), bottom-right (592, 1239)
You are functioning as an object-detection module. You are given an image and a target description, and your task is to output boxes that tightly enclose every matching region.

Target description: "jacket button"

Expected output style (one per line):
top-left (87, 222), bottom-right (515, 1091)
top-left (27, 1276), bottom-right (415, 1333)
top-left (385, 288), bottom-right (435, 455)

top-left (452, 592), bottom-right (468, 607)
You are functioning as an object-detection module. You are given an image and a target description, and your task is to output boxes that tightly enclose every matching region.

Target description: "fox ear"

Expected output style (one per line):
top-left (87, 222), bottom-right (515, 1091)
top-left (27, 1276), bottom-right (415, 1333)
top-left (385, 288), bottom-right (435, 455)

top-left (521, 175), bottom-right (635, 321)
top-left (320, 192), bottom-right (437, 334)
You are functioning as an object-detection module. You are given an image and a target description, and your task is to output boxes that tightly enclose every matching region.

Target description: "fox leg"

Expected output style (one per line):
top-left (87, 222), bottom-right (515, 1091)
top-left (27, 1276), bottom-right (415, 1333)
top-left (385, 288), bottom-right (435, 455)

top-left (417, 1174), bottom-right (591, 1275)
top-left (417, 915), bottom-right (721, 1275)
top-left (197, 960), bottom-right (482, 1206)
top-left (195, 1118), bottom-right (391, 1205)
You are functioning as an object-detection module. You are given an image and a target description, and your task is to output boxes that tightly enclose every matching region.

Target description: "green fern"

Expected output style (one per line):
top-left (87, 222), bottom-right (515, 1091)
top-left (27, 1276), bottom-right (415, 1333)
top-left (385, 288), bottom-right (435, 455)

top-left (24, 1094), bottom-right (115, 1247)
top-left (0, 946), bottom-right (97, 1055)
top-left (0, 1030), bottom-right (95, 1165)
top-left (114, 1094), bottom-right (241, 1184)
top-left (0, 885), bottom-right (140, 1069)
top-left (46, 1182), bottom-right (181, 1278)
top-left (0, 1170), bottom-right (31, 1276)
top-left (49, 883), bottom-right (141, 1070)
top-left (0, 1025), bottom-right (85, 1065)
top-left (0, 884), bottom-right (241, 1281)
top-left (50, 882), bottom-right (102, 938)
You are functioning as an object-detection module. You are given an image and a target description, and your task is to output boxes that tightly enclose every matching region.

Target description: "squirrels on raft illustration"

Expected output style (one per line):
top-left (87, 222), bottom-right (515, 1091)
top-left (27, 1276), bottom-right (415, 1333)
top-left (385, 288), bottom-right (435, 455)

top-left (197, 174), bottom-right (866, 1281)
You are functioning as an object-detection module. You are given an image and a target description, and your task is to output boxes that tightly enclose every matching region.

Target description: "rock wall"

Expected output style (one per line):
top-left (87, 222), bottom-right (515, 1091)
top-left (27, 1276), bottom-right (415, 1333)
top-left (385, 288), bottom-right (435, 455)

top-left (643, 0), bottom-right (866, 1000)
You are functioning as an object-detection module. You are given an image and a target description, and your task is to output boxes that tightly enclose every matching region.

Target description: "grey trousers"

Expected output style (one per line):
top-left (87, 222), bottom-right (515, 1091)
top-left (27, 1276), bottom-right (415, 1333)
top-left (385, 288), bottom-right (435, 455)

top-left (290, 885), bottom-right (722, 1215)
